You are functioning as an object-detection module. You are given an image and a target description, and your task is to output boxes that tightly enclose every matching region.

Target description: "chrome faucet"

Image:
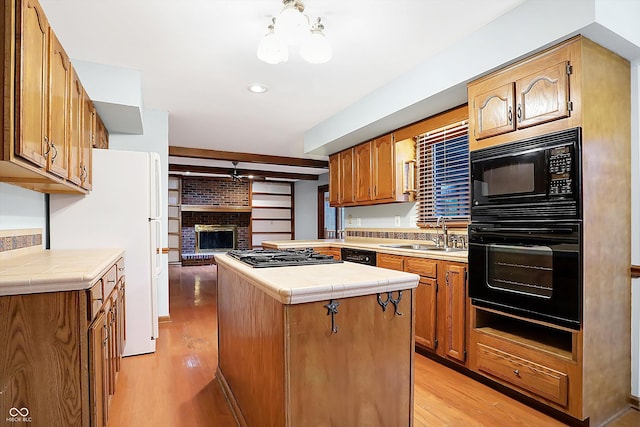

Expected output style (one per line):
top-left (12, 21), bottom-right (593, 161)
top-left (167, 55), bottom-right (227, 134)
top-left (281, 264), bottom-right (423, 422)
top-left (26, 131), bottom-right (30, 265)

top-left (436, 216), bottom-right (448, 248)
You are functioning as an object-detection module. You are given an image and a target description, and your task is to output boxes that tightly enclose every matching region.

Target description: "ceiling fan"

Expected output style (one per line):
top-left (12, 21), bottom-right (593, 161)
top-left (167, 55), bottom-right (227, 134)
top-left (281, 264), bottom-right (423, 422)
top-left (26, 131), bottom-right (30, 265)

top-left (230, 161), bottom-right (242, 181)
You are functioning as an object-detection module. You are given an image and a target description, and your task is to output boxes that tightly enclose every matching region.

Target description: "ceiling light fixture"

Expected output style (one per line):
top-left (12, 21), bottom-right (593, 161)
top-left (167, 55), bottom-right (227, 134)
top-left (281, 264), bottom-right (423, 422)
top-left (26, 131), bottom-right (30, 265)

top-left (257, 0), bottom-right (332, 65)
top-left (248, 83), bottom-right (269, 93)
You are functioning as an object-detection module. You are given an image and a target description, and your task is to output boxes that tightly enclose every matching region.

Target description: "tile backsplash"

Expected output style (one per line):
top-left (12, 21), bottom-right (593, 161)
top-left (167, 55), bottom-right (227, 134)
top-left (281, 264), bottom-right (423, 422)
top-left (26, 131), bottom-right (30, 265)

top-left (0, 229), bottom-right (43, 253)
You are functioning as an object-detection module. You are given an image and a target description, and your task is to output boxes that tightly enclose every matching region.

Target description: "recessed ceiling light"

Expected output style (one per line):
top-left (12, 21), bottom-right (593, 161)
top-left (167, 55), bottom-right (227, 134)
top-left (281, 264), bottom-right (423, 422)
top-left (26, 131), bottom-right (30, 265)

top-left (248, 84), bottom-right (268, 94)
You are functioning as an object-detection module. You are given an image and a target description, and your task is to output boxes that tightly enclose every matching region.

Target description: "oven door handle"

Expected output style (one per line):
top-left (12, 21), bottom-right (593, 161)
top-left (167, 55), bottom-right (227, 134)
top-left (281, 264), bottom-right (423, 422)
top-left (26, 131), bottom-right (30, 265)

top-left (472, 227), bottom-right (575, 234)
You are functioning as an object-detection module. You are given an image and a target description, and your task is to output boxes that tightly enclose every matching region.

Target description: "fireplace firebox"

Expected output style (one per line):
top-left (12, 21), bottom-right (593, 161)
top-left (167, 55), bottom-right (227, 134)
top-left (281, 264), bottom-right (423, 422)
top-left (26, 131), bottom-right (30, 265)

top-left (195, 224), bottom-right (237, 253)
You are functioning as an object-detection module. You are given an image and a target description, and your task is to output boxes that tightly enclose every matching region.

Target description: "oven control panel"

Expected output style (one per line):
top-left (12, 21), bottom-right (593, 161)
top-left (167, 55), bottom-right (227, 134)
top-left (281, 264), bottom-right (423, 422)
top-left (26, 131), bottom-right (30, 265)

top-left (549, 146), bottom-right (573, 195)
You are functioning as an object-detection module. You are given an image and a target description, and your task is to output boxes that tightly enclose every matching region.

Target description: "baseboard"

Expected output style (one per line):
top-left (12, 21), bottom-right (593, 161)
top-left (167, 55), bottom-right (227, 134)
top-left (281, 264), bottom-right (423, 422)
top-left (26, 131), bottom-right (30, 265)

top-left (631, 395), bottom-right (639, 409)
top-left (216, 367), bottom-right (246, 427)
top-left (158, 315), bottom-right (171, 323)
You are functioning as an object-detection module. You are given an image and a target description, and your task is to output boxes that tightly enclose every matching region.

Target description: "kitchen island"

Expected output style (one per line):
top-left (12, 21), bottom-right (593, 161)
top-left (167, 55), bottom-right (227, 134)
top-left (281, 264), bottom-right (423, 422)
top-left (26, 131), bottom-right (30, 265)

top-left (215, 252), bottom-right (419, 427)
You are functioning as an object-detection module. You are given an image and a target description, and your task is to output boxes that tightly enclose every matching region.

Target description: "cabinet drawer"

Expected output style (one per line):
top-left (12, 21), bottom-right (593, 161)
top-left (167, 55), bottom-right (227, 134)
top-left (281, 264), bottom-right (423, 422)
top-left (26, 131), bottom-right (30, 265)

top-left (476, 343), bottom-right (568, 406)
top-left (102, 264), bottom-right (118, 297)
top-left (377, 253), bottom-right (404, 271)
top-left (404, 257), bottom-right (437, 278)
top-left (87, 281), bottom-right (104, 321)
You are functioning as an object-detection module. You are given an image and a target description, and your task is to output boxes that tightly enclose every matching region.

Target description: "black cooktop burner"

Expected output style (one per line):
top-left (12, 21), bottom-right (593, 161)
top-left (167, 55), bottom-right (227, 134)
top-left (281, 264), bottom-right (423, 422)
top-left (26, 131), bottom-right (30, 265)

top-left (227, 248), bottom-right (343, 268)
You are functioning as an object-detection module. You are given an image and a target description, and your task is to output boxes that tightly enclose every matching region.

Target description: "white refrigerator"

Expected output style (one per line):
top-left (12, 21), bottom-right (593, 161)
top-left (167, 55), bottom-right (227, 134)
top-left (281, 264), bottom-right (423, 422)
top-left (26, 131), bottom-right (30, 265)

top-left (49, 149), bottom-right (163, 356)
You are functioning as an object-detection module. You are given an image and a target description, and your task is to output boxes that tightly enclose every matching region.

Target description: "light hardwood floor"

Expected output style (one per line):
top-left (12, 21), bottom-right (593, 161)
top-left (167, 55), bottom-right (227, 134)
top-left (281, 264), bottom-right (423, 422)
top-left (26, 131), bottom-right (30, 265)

top-left (106, 265), bottom-right (639, 427)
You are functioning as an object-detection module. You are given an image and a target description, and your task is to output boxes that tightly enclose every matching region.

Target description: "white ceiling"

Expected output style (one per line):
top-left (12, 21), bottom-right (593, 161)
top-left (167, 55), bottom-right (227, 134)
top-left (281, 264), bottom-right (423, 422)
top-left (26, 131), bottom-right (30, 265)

top-left (39, 0), bottom-right (524, 164)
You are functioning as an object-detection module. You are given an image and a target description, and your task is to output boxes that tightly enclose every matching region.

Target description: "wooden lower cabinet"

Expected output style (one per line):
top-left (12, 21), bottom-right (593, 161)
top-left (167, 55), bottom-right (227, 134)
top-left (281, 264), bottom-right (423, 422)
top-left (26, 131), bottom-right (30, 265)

top-left (314, 246), bottom-right (342, 260)
top-left (0, 256), bottom-right (125, 427)
top-left (216, 261), bottom-right (415, 427)
top-left (89, 309), bottom-right (108, 427)
top-left (468, 306), bottom-right (580, 419)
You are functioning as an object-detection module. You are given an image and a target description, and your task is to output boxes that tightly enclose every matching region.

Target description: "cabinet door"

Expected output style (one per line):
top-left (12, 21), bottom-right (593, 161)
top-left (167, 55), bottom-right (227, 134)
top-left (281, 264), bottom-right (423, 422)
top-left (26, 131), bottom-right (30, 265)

top-left (515, 61), bottom-right (571, 129)
top-left (354, 141), bottom-right (372, 202)
top-left (328, 153), bottom-right (341, 206)
top-left (119, 280), bottom-right (127, 349)
top-left (95, 113), bottom-right (109, 149)
top-left (47, 30), bottom-right (70, 179)
top-left (80, 90), bottom-right (94, 190)
top-left (15, 0), bottom-right (49, 167)
top-left (89, 310), bottom-right (108, 427)
top-left (68, 68), bottom-right (83, 185)
top-left (106, 295), bottom-right (117, 396)
top-left (339, 149), bottom-right (354, 205)
top-left (443, 263), bottom-right (466, 363)
top-left (373, 134), bottom-right (395, 201)
top-left (415, 277), bottom-right (437, 350)
top-left (473, 82), bottom-right (515, 140)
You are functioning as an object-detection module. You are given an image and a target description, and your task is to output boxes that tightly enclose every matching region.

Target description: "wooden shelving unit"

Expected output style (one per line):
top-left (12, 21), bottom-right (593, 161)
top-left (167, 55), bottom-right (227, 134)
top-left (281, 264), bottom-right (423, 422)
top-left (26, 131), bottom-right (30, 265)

top-left (167, 176), bottom-right (181, 265)
top-left (250, 181), bottom-right (294, 249)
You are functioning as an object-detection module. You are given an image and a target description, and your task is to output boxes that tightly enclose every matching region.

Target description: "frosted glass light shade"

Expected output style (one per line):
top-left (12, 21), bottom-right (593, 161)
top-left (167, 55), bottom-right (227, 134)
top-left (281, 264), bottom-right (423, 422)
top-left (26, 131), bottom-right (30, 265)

top-left (275, 6), bottom-right (309, 45)
top-left (300, 31), bottom-right (332, 64)
top-left (257, 32), bottom-right (288, 64)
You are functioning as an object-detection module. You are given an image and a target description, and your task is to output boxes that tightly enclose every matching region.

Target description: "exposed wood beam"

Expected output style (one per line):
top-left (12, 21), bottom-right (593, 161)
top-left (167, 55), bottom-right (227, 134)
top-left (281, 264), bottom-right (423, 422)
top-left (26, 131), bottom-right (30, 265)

top-left (169, 147), bottom-right (328, 169)
top-left (168, 164), bottom-right (319, 181)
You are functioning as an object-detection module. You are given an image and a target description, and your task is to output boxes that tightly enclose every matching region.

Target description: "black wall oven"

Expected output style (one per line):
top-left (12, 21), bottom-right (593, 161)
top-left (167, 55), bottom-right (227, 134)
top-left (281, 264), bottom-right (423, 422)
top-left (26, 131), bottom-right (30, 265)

top-left (468, 222), bottom-right (581, 329)
top-left (468, 127), bottom-right (583, 330)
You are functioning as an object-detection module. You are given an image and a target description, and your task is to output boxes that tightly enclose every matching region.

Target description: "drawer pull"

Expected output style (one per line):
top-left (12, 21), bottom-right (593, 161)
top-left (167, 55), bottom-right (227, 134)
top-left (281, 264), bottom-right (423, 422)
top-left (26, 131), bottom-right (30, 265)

top-left (513, 369), bottom-right (520, 377)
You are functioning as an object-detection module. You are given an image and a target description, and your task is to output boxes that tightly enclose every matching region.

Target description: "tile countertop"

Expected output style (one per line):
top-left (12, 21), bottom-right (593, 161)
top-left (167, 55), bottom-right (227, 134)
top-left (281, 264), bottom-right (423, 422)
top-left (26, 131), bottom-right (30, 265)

top-left (261, 239), bottom-right (468, 263)
top-left (0, 248), bottom-right (125, 296)
top-left (215, 253), bottom-right (419, 305)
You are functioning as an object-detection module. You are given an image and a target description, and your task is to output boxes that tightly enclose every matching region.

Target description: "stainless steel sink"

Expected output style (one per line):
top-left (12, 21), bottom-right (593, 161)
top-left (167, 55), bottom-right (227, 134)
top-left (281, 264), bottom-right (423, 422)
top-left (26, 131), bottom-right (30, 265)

top-left (379, 244), bottom-right (466, 253)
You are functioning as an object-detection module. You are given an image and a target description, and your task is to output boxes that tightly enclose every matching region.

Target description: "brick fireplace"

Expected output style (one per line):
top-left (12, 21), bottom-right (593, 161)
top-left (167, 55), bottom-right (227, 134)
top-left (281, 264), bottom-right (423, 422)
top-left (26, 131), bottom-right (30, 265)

top-left (180, 177), bottom-right (251, 265)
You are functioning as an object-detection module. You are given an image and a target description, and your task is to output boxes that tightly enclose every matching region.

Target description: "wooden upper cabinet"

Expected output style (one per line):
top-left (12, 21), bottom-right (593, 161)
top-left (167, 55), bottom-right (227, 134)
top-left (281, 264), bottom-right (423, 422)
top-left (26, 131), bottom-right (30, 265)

top-left (328, 132), bottom-right (415, 207)
top-left (94, 113), bottom-right (109, 149)
top-left (468, 37), bottom-right (578, 151)
top-left (328, 153), bottom-right (340, 206)
top-left (68, 67), bottom-right (83, 186)
top-left (515, 61), bottom-right (570, 129)
top-left (47, 30), bottom-right (70, 179)
top-left (354, 141), bottom-right (372, 202)
top-left (81, 90), bottom-right (94, 191)
top-left (340, 149), bottom-right (354, 205)
top-left (15, 0), bottom-right (49, 168)
top-left (1, 0), bottom-right (95, 194)
top-left (372, 134), bottom-right (395, 201)
top-left (473, 82), bottom-right (516, 140)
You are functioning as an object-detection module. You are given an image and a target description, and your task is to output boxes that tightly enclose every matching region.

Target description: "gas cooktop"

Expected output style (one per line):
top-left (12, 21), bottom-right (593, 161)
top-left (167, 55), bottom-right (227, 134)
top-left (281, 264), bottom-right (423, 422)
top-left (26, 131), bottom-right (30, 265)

top-left (227, 248), bottom-right (343, 268)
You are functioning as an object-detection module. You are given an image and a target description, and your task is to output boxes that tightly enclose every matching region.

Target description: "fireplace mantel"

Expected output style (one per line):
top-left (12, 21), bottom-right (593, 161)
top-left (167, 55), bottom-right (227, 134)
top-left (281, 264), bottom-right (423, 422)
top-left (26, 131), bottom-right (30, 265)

top-left (181, 205), bottom-right (251, 213)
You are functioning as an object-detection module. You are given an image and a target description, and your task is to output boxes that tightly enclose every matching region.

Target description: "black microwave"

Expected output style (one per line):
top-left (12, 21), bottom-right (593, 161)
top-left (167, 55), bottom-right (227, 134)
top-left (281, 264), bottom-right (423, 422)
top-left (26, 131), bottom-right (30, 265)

top-left (470, 127), bottom-right (582, 222)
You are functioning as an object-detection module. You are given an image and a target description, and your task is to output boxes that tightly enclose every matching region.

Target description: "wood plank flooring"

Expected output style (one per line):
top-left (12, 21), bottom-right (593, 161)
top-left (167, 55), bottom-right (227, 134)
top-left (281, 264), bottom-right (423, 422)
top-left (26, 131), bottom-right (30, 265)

top-left (106, 265), bottom-right (639, 427)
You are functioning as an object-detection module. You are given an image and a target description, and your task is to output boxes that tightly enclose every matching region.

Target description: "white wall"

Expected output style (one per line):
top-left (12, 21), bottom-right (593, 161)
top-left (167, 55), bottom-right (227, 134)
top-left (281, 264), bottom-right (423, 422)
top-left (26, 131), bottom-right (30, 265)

top-left (294, 174), bottom-right (328, 240)
top-left (109, 109), bottom-right (170, 318)
top-left (345, 202), bottom-right (417, 229)
top-left (0, 183), bottom-right (46, 232)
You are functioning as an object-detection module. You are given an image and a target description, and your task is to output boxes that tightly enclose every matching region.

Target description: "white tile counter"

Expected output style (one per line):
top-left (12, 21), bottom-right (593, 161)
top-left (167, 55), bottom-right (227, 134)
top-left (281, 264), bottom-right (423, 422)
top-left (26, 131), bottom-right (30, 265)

top-left (215, 253), bottom-right (419, 304)
top-left (0, 248), bottom-right (124, 296)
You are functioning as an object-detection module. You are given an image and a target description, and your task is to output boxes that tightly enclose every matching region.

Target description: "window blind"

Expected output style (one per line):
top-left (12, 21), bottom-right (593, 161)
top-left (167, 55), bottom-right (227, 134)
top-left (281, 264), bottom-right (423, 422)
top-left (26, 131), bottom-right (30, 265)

top-left (416, 121), bottom-right (470, 226)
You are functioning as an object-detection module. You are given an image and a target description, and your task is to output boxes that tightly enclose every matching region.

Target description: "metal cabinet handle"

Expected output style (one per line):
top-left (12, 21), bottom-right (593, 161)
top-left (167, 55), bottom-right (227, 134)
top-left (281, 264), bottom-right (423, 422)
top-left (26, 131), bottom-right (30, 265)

top-left (44, 136), bottom-right (50, 158)
top-left (51, 142), bottom-right (58, 161)
top-left (513, 369), bottom-right (520, 377)
top-left (507, 106), bottom-right (513, 124)
top-left (517, 104), bottom-right (522, 122)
